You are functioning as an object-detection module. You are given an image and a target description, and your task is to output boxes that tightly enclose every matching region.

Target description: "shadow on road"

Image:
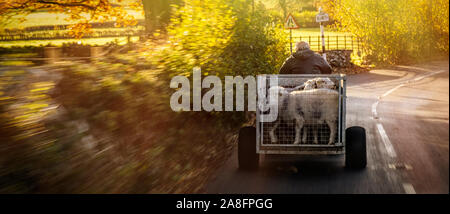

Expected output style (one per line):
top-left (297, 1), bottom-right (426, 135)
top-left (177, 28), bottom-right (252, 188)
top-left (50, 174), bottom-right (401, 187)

top-left (207, 154), bottom-right (386, 194)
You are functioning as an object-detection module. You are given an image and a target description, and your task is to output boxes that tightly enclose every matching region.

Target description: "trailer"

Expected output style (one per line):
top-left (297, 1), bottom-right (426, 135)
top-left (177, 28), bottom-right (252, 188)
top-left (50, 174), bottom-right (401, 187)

top-left (238, 74), bottom-right (367, 169)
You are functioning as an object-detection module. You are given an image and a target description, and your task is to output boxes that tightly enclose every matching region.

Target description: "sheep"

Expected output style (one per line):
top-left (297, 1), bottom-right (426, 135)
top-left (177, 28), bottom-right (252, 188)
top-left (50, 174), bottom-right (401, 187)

top-left (266, 78), bottom-right (338, 145)
top-left (298, 77), bottom-right (338, 144)
top-left (303, 77), bottom-right (337, 90)
top-left (289, 88), bottom-right (339, 145)
top-left (267, 86), bottom-right (296, 143)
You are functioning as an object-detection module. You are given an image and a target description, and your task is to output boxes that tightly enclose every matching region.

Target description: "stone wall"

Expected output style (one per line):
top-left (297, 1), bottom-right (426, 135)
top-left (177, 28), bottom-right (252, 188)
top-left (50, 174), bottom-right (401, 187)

top-left (324, 50), bottom-right (354, 68)
top-left (320, 50), bottom-right (368, 74)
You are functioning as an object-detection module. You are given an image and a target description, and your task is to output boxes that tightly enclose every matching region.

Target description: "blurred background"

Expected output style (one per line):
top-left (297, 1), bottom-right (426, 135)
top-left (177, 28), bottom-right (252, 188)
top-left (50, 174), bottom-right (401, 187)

top-left (0, 0), bottom-right (448, 193)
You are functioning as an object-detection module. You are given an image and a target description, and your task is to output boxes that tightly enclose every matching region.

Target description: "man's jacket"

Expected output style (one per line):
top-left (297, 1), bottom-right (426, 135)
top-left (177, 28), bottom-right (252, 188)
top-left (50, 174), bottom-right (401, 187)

top-left (279, 49), bottom-right (332, 74)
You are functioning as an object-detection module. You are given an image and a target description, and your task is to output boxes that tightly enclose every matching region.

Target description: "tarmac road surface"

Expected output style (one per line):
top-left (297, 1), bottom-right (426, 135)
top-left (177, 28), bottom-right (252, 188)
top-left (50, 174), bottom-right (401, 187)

top-left (206, 60), bottom-right (449, 194)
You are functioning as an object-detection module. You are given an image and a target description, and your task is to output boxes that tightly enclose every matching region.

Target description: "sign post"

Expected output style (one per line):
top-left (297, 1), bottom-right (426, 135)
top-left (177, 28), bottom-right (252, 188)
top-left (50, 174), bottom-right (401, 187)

top-left (316, 7), bottom-right (329, 60)
top-left (285, 13), bottom-right (300, 54)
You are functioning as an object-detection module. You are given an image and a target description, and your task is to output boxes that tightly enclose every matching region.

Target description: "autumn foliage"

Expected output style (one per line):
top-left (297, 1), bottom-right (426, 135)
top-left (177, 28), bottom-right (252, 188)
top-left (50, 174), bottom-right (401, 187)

top-left (0, 0), bottom-right (141, 38)
top-left (320, 0), bottom-right (449, 64)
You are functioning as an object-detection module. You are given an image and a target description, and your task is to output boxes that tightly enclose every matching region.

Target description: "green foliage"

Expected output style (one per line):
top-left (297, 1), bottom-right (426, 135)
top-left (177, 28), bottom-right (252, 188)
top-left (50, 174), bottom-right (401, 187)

top-left (159, 0), bottom-right (288, 77)
top-left (269, 0), bottom-right (317, 17)
top-left (221, 0), bottom-right (289, 76)
top-left (154, 0), bottom-right (288, 125)
top-left (162, 0), bottom-right (236, 77)
top-left (331, 0), bottom-right (449, 64)
top-left (0, 0), bottom-right (290, 193)
top-left (142, 0), bottom-right (184, 33)
top-left (292, 11), bottom-right (319, 28)
top-left (0, 70), bottom-right (59, 193)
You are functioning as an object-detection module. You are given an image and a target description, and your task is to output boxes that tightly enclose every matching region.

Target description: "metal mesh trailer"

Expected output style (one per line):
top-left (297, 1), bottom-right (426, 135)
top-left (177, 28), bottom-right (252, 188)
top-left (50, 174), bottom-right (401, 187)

top-left (238, 74), bottom-right (366, 170)
top-left (256, 74), bottom-right (346, 155)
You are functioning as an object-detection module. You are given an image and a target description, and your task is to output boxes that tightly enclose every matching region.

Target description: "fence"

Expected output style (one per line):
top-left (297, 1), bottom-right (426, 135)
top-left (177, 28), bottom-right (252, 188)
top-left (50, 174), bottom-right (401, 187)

top-left (288, 35), bottom-right (362, 53)
top-left (1, 28), bottom-right (362, 56)
top-left (2, 20), bottom-right (146, 33)
top-left (0, 29), bottom-right (144, 41)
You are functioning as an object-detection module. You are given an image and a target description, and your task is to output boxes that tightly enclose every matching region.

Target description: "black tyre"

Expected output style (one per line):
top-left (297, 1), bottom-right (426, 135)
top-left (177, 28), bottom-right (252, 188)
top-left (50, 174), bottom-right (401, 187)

top-left (345, 126), bottom-right (367, 169)
top-left (238, 126), bottom-right (259, 170)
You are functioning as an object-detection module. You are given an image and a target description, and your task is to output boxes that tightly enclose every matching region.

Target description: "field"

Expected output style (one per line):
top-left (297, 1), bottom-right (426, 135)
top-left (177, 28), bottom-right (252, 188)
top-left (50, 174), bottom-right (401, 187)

top-left (0, 28), bottom-right (351, 48)
top-left (0, 37), bottom-right (141, 47)
top-left (0, 10), bottom-right (143, 47)
top-left (1, 9), bottom-right (144, 29)
top-left (285, 28), bottom-right (359, 52)
top-left (0, 10), bottom-right (354, 49)
top-left (288, 28), bottom-right (351, 37)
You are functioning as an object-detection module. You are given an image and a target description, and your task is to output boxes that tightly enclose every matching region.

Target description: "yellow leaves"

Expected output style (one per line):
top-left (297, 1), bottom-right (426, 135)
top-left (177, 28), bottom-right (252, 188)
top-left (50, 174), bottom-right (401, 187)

top-left (30, 81), bottom-right (54, 93)
top-left (333, 0), bottom-right (448, 64)
top-left (0, 0), bottom-right (139, 38)
top-left (68, 22), bottom-right (93, 39)
top-left (100, 76), bottom-right (122, 88)
top-left (0, 96), bottom-right (13, 101)
top-left (20, 103), bottom-right (49, 111)
top-left (3, 70), bottom-right (25, 76)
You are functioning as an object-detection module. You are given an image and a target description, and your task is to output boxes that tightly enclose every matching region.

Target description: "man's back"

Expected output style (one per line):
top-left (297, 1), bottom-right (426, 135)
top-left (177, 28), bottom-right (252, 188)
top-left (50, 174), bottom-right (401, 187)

top-left (279, 49), bottom-right (332, 74)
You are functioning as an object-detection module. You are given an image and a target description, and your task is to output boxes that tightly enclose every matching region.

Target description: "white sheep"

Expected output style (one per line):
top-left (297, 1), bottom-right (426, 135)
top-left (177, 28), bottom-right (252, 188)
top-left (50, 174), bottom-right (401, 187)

top-left (267, 78), bottom-right (338, 145)
top-left (267, 86), bottom-right (296, 143)
top-left (289, 88), bottom-right (339, 145)
top-left (303, 77), bottom-right (337, 90)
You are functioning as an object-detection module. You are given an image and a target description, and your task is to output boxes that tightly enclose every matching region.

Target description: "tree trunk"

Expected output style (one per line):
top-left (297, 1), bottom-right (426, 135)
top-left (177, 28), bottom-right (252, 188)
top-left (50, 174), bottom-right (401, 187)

top-left (142, 0), bottom-right (183, 37)
top-left (142, 0), bottom-right (160, 35)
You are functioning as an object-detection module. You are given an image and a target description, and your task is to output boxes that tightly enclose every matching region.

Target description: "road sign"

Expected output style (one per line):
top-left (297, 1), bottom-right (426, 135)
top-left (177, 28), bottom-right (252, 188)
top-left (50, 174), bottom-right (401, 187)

top-left (285, 13), bottom-right (300, 29)
top-left (316, 8), bottom-right (329, 59)
top-left (316, 13), bottom-right (329, 23)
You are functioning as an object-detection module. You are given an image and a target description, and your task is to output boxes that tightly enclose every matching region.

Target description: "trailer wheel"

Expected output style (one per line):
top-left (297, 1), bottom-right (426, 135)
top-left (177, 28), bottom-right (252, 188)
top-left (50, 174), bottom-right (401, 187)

top-left (345, 126), bottom-right (367, 169)
top-left (238, 126), bottom-right (259, 170)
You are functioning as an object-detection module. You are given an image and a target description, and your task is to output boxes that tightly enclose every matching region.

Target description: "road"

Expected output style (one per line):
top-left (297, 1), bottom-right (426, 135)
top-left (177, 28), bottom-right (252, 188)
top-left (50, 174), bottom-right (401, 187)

top-left (206, 61), bottom-right (449, 194)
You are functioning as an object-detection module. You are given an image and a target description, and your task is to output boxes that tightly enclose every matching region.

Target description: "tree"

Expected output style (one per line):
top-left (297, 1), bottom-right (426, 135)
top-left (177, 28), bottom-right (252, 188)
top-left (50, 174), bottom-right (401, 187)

top-left (329, 0), bottom-right (449, 64)
top-left (272, 0), bottom-right (316, 17)
top-left (142, 0), bottom-right (184, 35)
top-left (0, 0), bottom-right (141, 38)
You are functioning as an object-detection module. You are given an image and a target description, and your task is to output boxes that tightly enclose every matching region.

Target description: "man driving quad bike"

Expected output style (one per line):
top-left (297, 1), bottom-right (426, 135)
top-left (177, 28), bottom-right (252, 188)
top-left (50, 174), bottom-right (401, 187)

top-left (279, 41), bottom-right (332, 74)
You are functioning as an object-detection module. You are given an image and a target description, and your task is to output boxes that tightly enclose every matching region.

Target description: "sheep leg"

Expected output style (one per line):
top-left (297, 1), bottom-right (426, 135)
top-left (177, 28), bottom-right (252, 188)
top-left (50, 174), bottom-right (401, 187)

top-left (293, 116), bottom-right (305, 145)
top-left (270, 120), bottom-right (280, 143)
top-left (313, 126), bottom-right (319, 144)
top-left (302, 126), bottom-right (307, 144)
top-left (326, 120), bottom-right (337, 145)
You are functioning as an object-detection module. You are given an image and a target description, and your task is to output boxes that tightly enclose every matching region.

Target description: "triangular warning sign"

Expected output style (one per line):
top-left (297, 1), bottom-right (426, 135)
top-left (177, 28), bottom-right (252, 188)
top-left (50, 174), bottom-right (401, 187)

top-left (285, 13), bottom-right (300, 29)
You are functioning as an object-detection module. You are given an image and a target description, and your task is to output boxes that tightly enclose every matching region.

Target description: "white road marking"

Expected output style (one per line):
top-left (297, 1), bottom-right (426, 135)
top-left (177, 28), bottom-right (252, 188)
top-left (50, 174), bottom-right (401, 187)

top-left (402, 183), bottom-right (416, 194)
top-left (388, 163), bottom-right (413, 170)
top-left (414, 70), bottom-right (447, 82)
top-left (371, 69), bottom-right (446, 195)
top-left (376, 123), bottom-right (397, 158)
top-left (372, 69), bottom-right (447, 157)
top-left (382, 84), bottom-right (404, 97)
top-left (371, 101), bottom-right (379, 119)
top-left (405, 164), bottom-right (413, 170)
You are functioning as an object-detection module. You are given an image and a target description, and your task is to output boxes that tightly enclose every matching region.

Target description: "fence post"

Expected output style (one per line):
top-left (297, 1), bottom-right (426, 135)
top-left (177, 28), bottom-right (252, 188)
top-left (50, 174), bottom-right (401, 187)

top-left (356, 37), bottom-right (361, 52)
top-left (308, 36), bottom-right (311, 49)
top-left (351, 35), bottom-right (354, 51)
top-left (43, 47), bottom-right (61, 64)
top-left (289, 29), bottom-right (292, 54)
top-left (318, 36), bottom-right (320, 52)
top-left (357, 37), bottom-right (361, 56)
top-left (344, 35), bottom-right (347, 50)
top-left (327, 35), bottom-right (330, 50)
top-left (299, 36), bottom-right (302, 49)
top-left (336, 35), bottom-right (339, 50)
top-left (90, 46), bottom-right (103, 62)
